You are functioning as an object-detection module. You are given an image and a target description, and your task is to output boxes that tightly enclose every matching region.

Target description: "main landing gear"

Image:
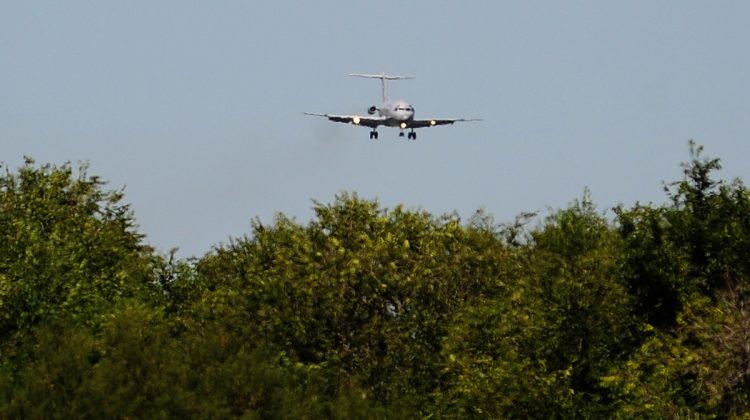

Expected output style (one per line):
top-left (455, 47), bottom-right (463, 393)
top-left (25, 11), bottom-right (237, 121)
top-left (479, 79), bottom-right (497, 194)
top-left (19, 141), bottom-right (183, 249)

top-left (369, 130), bottom-right (378, 140)
top-left (399, 130), bottom-right (417, 140)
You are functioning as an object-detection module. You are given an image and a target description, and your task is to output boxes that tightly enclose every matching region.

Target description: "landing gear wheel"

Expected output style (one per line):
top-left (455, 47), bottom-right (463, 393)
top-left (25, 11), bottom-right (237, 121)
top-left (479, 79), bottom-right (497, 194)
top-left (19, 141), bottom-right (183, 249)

top-left (399, 131), bottom-right (405, 137)
top-left (408, 131), bottom-right (417, 140)
top-left (370, 130), bottom-right (378, 140)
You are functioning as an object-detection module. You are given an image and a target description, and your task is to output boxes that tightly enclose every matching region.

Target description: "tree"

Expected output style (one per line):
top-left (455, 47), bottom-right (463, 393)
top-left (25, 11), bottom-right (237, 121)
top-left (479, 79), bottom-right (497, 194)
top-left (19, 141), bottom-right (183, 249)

top-left (6, 142), bottom-right (750, 417)
top-left (0, 159), bottom-right (155, 359)
top-left (603, 287), bottom-right (750, 417)
top-left (192, 193), bottom-right (511, 413)
top-left (617, 141), bottom-right (750, 328)
top-left (437, 196), bottom-right (636, 417)
top-left (604, 142), bottom-right (750, 416)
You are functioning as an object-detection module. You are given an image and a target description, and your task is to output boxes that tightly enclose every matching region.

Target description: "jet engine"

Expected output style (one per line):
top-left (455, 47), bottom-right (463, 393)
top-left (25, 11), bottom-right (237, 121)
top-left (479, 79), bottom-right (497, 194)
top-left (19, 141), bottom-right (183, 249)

top-left (368, 105), bottom-right (378, 115)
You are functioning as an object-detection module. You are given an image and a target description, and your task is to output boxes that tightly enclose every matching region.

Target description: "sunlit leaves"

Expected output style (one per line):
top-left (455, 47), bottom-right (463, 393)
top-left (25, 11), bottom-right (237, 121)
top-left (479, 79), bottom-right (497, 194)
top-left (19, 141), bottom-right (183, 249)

top-left (0, 159), bottom-right (154, 347)
top-left (4, 143), bottom-right (750, 417)
top-left (437, 196), bottom-right (634, 417)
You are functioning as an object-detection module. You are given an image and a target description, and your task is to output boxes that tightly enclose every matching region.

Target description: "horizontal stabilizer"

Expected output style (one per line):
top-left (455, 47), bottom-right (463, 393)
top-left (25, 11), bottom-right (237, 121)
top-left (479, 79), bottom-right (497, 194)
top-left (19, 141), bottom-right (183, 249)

top-left (349, 73), bottom-right (414, 80)
top-left (349, 73), bottom-right (413, 101)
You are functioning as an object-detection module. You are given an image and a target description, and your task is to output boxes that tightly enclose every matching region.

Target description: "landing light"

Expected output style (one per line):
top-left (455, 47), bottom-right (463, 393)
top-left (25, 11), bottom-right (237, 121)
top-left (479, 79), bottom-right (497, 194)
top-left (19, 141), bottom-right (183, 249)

top-left (430, 120), bottom-right (436, 126)
top-left (400, 122), bottom-right (407, 129)
top-left (352, 116), bottom-right (361, 124)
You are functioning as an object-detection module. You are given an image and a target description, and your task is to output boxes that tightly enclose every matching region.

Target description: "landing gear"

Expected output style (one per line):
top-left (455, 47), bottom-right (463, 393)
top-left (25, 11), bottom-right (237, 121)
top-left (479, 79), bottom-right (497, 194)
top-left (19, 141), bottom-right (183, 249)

top-left (399, 131), bottom-right (405, 137)
top-left (369, 130), bottom-right (378, 140)
top-left (407, 130), bottom-right (417, 140)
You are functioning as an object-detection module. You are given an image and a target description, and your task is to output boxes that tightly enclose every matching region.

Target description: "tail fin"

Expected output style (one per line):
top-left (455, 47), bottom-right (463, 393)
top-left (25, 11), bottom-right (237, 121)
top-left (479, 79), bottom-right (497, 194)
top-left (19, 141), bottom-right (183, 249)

top-left (349, 73), bottom-right (414, 102)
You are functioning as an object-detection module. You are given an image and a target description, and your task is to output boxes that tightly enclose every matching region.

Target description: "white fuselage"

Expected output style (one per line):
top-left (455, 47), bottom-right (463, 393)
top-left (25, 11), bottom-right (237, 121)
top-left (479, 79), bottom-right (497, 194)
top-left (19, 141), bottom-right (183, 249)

top-left (378, 99), bottom-right (415, 127)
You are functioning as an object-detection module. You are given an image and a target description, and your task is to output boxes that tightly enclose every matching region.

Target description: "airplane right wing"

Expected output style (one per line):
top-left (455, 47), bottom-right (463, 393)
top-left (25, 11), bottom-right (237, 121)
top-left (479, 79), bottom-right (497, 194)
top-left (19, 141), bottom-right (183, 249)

top-left (408, 118), bottom-right (482, 128)
top-left (304, 112), bottom-right (385, 128)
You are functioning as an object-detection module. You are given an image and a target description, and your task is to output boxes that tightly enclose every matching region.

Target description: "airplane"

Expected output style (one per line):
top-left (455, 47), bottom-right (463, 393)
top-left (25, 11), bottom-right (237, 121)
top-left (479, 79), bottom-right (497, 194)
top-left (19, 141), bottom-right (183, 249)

top-left (305, 73), bottom-right (480, 140)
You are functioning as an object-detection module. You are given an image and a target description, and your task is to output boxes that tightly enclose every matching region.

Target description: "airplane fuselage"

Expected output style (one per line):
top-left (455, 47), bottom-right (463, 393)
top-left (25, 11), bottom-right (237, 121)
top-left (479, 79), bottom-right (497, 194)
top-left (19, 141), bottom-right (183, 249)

top-left (376, 99), bottom-right (415, 127)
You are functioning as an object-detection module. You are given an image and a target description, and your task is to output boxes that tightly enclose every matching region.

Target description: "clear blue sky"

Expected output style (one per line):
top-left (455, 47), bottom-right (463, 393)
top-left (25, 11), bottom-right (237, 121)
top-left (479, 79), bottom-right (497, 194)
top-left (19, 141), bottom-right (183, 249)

top-left (3, 1), bottom-right (749, 257)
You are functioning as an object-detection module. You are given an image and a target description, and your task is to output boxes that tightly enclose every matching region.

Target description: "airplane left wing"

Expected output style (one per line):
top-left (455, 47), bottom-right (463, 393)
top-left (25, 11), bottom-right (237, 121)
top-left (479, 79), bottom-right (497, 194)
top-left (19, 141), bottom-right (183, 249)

top-left (304, 112), bottom-right (385, 128)
top-left (408, 118), bottom-right (482, 128)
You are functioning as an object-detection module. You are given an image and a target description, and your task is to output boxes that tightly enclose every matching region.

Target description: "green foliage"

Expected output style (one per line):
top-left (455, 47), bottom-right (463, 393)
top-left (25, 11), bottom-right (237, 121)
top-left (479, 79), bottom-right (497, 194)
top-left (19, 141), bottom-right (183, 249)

top-left (437, 194), bottom-right (635, 417)
top-left (0, 159), bottom-right (155, 361)
top-left (615, 204), bottom-right (688, 327)
top-left (663, 141), bottom-right (750, 296)
top-left (606, 142), bottom-right (750, 416)
top-left (193, 193), bottom-right (511, 412)
top-left (1, 302), bottom-right (395, 419)
top-left (617, 141), bottom-right (750, 328)
top-left (603, 288), bottom-right (750, 417)
top-left (4, 143), bottom-right (750, 417)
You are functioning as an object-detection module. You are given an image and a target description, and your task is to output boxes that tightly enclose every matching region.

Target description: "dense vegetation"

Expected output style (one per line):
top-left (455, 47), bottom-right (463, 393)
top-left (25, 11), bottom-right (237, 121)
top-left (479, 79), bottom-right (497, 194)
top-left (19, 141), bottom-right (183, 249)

top-left (2, 143), bottom-right (750, 418)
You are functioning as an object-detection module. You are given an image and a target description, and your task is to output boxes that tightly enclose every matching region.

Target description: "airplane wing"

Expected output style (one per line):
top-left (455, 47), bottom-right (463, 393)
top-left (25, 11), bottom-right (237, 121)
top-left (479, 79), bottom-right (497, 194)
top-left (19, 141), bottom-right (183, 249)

top-left (304, 112), bottom-right (385, 128)
top-left (408, 118), bottom-right (482, 128)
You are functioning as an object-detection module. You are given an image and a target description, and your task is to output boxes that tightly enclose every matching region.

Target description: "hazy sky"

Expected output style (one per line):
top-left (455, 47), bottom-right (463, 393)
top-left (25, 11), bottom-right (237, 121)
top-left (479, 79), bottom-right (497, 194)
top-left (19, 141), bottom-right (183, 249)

top-left (3, 1), bottom-right (749, 257)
